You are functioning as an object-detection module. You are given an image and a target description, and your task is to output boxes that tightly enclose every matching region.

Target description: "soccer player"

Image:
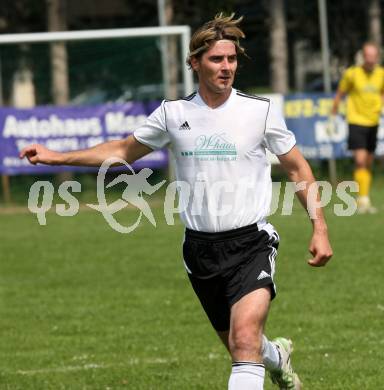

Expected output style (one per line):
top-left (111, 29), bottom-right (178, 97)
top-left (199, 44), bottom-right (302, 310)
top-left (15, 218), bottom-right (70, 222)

top-left (332, 42), bottom-right (384, 213)
top-left (20, 14), bottom-right (332, 390)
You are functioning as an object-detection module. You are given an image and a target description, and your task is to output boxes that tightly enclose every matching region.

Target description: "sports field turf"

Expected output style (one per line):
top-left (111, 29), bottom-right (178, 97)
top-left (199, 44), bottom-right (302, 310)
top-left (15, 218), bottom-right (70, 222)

top-left (1, 183), bottom-right (383, 389)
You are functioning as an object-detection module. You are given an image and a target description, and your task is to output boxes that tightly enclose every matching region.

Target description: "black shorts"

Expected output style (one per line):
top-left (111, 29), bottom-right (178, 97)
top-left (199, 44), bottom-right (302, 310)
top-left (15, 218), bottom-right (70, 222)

top-left (182, 223), bottom-right (279, 332)
top-left (348, 124), bottom-right (378, 152)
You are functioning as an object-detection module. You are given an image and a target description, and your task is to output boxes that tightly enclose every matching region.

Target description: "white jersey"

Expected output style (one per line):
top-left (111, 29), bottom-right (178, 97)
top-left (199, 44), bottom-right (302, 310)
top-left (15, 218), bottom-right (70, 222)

top-left (134, 88), bottom-right (296, 232)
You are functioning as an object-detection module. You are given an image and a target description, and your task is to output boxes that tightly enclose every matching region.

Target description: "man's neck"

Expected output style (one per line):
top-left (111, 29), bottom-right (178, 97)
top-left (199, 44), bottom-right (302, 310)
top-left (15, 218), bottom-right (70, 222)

top-left (198, 87), bottom-right (232, 108)
top-left (362, 64), bottom-right (376, 73)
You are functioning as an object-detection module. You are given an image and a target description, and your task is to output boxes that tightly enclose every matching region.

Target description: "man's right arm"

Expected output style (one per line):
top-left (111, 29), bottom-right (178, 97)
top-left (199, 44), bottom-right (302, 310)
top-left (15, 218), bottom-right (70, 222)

top-left (331, 89), bottom-right (346, 116)
top-left (19, 135), bottom-right (153, 167)
top-left (332, 68), bottom-right (351, 115)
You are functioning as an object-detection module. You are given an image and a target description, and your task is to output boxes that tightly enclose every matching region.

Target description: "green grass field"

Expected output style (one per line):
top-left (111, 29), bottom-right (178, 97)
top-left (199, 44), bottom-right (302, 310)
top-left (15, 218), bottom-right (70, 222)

top-left (1, 183), bottom-right (384, 389)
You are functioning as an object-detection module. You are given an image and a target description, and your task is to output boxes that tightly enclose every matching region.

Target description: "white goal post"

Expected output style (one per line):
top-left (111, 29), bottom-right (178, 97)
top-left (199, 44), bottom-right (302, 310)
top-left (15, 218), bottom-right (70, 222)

top-left (0, 25), bottom-right (195, 99)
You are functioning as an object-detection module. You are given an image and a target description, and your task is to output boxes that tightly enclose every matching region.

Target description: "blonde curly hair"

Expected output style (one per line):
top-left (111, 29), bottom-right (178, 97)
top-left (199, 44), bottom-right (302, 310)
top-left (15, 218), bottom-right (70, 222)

top-left (186, 13), bottom-right (246, 67)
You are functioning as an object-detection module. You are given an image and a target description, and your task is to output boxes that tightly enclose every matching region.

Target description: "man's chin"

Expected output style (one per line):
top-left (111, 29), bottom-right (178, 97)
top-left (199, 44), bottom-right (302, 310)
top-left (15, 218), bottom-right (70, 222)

top-left (214, 82), bottom-right (232, 93)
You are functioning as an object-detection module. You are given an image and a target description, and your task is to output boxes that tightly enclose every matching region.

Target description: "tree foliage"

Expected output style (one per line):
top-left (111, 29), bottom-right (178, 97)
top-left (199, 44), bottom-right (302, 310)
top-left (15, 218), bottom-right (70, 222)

top-left (0, 0), bottom-right (383, 100)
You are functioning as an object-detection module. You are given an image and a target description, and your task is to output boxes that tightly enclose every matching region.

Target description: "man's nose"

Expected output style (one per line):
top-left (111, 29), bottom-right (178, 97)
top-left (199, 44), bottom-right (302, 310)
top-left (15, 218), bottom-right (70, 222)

top-left (221, 58), bottom-right (230, 70)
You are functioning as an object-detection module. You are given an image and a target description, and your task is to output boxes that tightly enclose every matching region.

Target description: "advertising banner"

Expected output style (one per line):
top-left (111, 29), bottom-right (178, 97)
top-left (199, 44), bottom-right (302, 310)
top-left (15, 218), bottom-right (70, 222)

top-left (0, 102), bottom-right (166, 175)
top-left (284, 93), bottom-right (384, 159)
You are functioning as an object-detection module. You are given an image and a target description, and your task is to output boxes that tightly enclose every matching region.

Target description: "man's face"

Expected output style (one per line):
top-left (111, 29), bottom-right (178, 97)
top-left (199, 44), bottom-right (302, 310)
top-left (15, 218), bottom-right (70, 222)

top-left (363, 44), bottom-right (379, 71)
top-left (191, 40), bottom-right (237, 94)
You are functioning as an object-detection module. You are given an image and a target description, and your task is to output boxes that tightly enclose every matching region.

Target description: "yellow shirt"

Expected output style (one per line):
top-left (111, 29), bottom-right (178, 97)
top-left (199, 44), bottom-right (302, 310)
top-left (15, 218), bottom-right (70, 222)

top-left (338, 65), bottom-right (384, 126)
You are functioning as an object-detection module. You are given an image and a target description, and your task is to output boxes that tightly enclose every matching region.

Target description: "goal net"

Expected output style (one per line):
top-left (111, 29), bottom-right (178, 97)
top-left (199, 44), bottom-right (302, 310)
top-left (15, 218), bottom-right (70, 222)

top-left (0, 26), bottom-right (193, 106)
top-left (0, 26), bottom-right (193, 182)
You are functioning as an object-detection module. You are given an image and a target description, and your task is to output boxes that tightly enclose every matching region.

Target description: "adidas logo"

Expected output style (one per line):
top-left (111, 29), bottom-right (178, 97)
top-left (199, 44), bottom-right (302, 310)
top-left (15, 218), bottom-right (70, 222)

top-left (257, 270), bottom-right (270, 280)
top-left (179, 121), bottom-right (191, 130)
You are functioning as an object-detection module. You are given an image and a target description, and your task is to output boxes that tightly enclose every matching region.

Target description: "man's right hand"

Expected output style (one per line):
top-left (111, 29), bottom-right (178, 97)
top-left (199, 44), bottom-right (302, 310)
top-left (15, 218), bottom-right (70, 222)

top-left (326, 115), bottom-right (337, 137)
top-left (19, 144), bottom-right (60, 165)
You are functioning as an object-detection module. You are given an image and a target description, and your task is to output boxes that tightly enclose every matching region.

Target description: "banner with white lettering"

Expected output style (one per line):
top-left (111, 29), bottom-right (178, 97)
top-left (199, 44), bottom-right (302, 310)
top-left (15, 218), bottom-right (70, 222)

top-left (0, 102), bottom-right (166, 175)
top-left (284, 93), bottom-right (384, 159)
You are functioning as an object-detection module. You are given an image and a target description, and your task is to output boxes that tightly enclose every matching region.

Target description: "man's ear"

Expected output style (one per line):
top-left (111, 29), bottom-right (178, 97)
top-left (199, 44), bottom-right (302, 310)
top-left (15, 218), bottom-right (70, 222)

top-left (190, 56), bottom-right (200, 72)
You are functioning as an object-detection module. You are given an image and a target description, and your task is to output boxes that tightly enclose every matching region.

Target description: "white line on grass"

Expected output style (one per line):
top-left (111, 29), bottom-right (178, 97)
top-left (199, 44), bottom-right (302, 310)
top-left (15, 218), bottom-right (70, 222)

top-left (16, 357), bottom-right (179, 376)
top-left (16, 353), bottom-right (226, 376)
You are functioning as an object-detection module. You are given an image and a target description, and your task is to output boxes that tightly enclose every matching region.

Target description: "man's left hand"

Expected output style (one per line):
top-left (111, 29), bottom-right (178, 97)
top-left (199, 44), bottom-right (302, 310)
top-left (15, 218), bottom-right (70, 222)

top-left (307, 230), bottom-right (333, 267)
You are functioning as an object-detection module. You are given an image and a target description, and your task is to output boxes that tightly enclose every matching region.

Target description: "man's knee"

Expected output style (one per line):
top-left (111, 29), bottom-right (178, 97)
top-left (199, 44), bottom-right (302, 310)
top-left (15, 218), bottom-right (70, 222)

top-left (353, 150), bottom-right (370, 169)
top-left (228, 288), bottom-right (271, 360)
top-left (229, 324), bottom-right (263, 360)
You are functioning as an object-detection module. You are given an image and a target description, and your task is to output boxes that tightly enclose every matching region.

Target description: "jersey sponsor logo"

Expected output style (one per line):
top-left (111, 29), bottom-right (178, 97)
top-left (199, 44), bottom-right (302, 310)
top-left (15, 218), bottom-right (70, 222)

top-left (180, 133), bottom-right (237, 161)
top-left (257, 270), bottom-right (270, 280)
top-left (179, 121), bottom-right (191, 130)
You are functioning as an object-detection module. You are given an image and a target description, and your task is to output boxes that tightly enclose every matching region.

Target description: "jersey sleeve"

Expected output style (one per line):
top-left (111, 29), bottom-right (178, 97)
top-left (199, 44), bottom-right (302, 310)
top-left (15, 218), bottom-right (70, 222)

top-left (380, 67), bottom-right (384, 93)
top-left (263, 100), bottom-right (296, 156)
top-left (133, 101), bottom-right (170, 150)
top-left (338, 67), bottom-right (353, 93)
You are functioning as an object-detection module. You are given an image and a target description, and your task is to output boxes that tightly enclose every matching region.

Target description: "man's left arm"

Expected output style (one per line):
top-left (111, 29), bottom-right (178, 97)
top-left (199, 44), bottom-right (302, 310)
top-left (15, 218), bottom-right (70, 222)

top-left (277, 146), bottom-right (333, 267)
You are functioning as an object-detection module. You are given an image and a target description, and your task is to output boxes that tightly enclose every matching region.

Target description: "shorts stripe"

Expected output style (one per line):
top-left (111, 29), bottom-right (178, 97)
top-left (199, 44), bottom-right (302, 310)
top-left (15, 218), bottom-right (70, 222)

top-left (268, 245), bottom-right (277, 294)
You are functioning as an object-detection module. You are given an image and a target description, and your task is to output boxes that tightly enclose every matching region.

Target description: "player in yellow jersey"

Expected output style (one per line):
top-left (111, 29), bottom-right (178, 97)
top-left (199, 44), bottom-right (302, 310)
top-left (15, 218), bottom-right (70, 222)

top-left (332, 42), bottom-right (384, 213)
